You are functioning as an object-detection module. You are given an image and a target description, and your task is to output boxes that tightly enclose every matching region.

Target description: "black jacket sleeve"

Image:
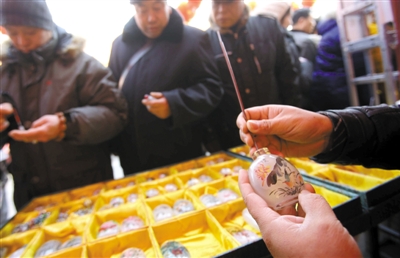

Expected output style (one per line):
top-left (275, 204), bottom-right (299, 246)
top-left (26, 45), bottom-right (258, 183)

top-left (312, 104), bottom-right (400, 169)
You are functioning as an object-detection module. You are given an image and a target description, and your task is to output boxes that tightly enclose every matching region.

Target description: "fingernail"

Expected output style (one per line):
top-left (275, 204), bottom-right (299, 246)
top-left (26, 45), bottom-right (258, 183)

top-left (248, 121), bottom-right (258, 130)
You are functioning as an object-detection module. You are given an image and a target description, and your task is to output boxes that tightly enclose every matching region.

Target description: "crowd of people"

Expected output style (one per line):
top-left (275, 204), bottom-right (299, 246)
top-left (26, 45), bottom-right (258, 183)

top-left (0, 0), bottom-right (399, 256)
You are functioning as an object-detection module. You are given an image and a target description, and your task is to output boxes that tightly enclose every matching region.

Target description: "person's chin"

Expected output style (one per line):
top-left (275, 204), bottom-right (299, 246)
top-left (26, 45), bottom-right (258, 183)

top-left (216, 20), bottom-right (233, 29)
top-left (145, 29), bottom-right (162, 39)
top-left (17, 48), bottom-right (32, 53)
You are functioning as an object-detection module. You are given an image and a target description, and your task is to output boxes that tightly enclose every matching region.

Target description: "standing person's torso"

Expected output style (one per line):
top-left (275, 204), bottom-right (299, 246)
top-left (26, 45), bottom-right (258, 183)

top-left (0, 29), bottom-right (114, 198)
top-left (207, 16), bottom-right (286, 110)
top-left (108, 10), bottom-right (222, 172)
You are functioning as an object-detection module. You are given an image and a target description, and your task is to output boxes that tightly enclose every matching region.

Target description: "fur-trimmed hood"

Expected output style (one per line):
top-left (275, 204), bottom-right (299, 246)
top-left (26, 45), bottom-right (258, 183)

top-left (0, 26), bottom-right (85, 64)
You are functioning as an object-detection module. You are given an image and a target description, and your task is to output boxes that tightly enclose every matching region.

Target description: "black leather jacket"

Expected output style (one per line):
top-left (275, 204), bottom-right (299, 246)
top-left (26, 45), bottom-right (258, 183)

top-left (313, 104), bottom-right (400, 170)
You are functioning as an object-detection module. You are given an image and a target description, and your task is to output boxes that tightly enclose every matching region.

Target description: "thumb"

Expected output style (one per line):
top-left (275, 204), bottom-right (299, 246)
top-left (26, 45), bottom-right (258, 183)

top-left (299, 191), bottom-right (338, 223)
top-left (31, 117), bottom-right (47, 128)
top-left (247, 119), bottom-right (272, 134)
top-left (0, 103), bottom-right (14, 116)
top-left (150, 92), bottom-right (163, 98)
top-left (247, 118), bottom-right (287, 136)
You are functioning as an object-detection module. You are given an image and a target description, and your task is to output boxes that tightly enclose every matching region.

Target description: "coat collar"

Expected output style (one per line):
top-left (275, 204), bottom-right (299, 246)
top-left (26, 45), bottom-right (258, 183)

top-left (122, 7), bottom-right (184, 45)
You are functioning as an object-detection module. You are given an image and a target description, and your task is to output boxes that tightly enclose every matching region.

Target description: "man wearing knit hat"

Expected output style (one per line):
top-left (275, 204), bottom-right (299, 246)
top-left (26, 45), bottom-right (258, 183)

top-left (252, 1), bottom-right (293, 29)
top-left (205, 0), bottom-right (302, 151)
top-left (0, 0), bottom-right (128, 210)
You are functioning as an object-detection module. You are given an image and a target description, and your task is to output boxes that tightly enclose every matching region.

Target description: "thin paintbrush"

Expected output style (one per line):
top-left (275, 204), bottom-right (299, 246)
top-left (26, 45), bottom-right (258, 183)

top-left (217, 31), bottom-right (259, 150)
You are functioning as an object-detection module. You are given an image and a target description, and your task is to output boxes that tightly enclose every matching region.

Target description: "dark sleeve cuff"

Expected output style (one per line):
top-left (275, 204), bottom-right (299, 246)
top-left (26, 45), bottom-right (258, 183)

top-left (311, 111), bottom-right (347, 163)
top-left (63, 112), bottom-right (79, 140)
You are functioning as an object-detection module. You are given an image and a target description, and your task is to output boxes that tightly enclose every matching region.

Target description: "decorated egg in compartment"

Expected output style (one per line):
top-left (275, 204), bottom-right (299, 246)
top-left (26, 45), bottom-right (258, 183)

top-left (206, 157), bottom-right (226, 166)
top-left (146, 177), bottom-right (155, 182)
top-left (127, 181), bottom-right (135, 187)
top-left (56, 211), bottom-right (69, 222)
top-left (9, 245), bottom-right (26, 258)
top-left (13, 211), bottom-right (50, 233)
top-left (164, 183), bottom-right (178, 193)
top-left (232, 166), bottom-right (243, 174)
top-left (120, 247), bottom-right (146, 258)
top-left (199, 194), bottom-right (221, 208)
top-left (219, 168), bottom-right (232, 177)
top-left (153, 204), bottom-right (174, 222)
top-left (11, 223), bottom-right (29, 234)
top-left (128, 193), bottom-right (138, 203)
top-left (158, 173), bottom-right (168, 179)
top-left (198, 175), bottom-right (212, 183)
top-left (121, 216), bottom-right (145, 233)
top-left (93, 189), bottom-right (102, 196)
top-left (248, 148), bottom-right (305, 210)
top-left (186, 178), bottom-right (200, 187)
top-left (146, 188), bottom-right (160, 198)
top-left (228, 228), bottom-right (260, 245)
top-left (34, 240), bottom-right (61, 257)
top-left (206, 160), bottom-right (216, 166)
top-left (58, 236), bottom-right (82, 250)
top-left (110, 197), bottom-right (125, 207)
top-left (161, 241), bottom-right (190, 258)
top-left (173, 199), bottom-right (194, 215)
top-left (97, 220), bottom-right (120, 239)
top-left (216, 188), bottom-right (239, 203)
top-left (74, 199), bottom-right (93, 216)
top-left (242, 208), bottom-right (260, 231)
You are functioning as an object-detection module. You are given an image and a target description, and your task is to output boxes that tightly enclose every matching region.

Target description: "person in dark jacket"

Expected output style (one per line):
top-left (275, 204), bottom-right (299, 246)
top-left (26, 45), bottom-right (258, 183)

top-left (237, 103), bottom-right (400, 257)
top-left (205, 0), bottom-right (302, 151)
top-left (310, 13), bottom-right (351, 111)
top-left (251, 1), bottom-right (313, 110)
top-left (108, 0), bottom-right (223, 174)
top-left (0, 0), bottom-right (128, 210)
top-left (291, 8), bottom-right (319, 64)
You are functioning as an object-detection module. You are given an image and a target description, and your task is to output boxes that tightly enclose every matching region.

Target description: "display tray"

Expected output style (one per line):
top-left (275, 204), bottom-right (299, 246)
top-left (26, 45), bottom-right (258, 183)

top-left (3, 147), bottom-right (400, 257)
top-left (227, 146), bottom-right (400, 235)
top-left (285, 157), bottom-right (400, 206)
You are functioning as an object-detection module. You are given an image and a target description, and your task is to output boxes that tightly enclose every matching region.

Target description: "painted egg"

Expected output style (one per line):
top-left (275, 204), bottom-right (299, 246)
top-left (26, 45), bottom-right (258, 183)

top-left (173, 199), bottom-right (194, 215)
top-left (34, 240), bottom-right (61, 257)
top-left (121, 216), bottom-right (145, 232)
top-left (216, 188), bottom-right (239, 203)
top-left (59, 236), bottom-right (82, 250)
top-left (153, 204), bottom-right (174, 222)
top-left (120, 247), bottom-right (146, 258)
top-left (160, 241), bottom-right (190, 258)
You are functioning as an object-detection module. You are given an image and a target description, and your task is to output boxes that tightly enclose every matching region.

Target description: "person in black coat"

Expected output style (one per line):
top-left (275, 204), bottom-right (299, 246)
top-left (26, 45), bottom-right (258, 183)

top-left (108, 0), bottom-right (223, 174)
top-left (205, 0), bottom-right (302, 151)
